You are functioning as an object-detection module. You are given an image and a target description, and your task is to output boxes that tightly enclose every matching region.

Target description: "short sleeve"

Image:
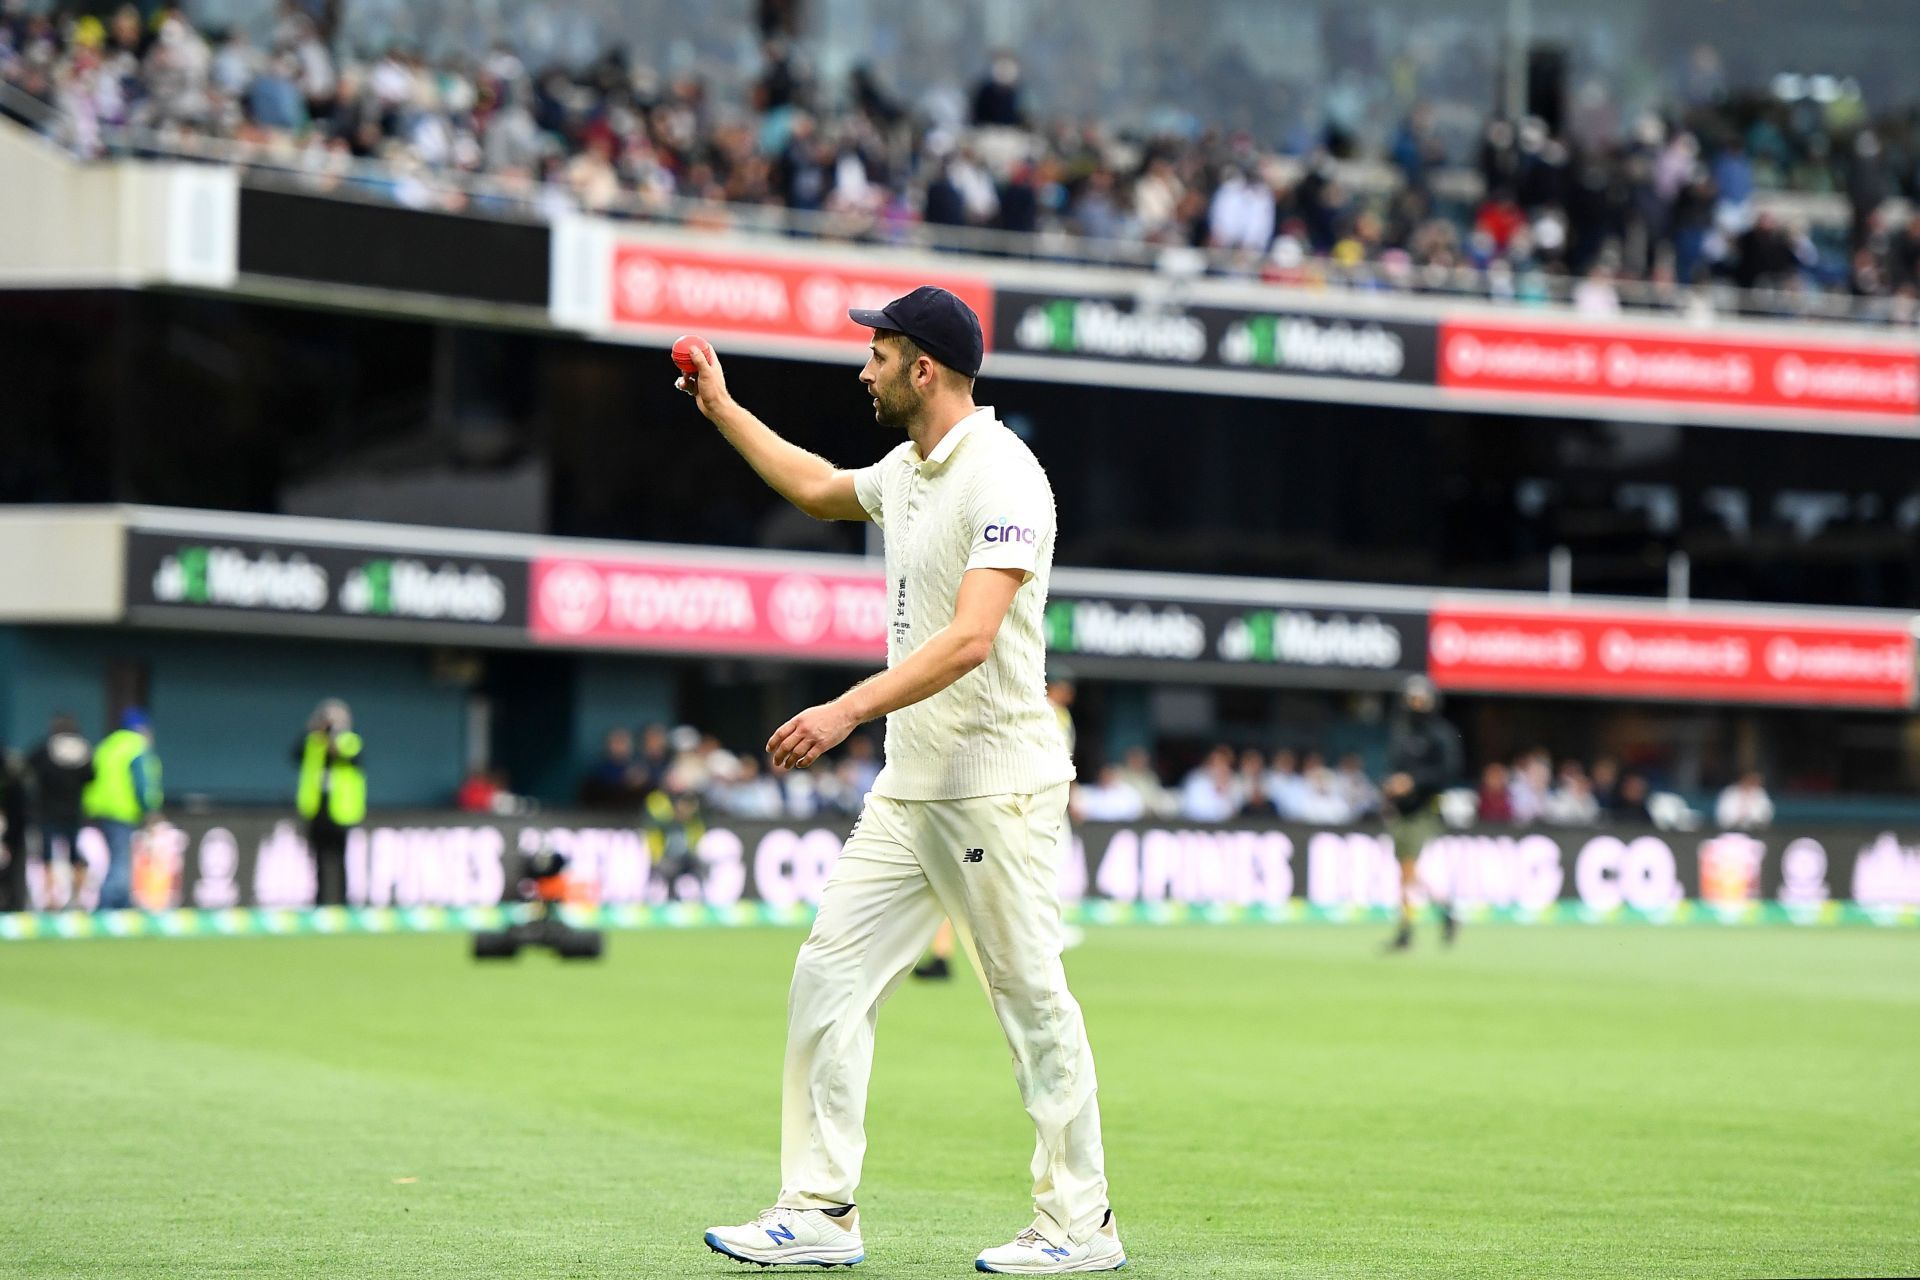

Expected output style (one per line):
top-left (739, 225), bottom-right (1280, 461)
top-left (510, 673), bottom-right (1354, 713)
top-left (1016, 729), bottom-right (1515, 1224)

top-left (851, 461), bottom-right (887, 527)
top-left (964, 463), bottom-right (1053, 581)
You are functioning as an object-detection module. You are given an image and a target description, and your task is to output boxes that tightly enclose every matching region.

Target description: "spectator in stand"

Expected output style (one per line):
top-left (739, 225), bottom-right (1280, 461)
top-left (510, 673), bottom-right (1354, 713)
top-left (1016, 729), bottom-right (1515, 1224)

top-left (1612, 775), bottom-right (1658, 825)
top-left (630, 724), bottom-right (670, 791)
top-left (1208, 165), bottom-right (1276, 255)
top-left (1293, 764), bottom-right (1355, 826)
top-left (1733, 210), bottom-right (1816, 292)
top-left (996, 159), bottom-right (1041, 235)
top-left (81, 708), bottom-right (161, 912)
top-left (1072, 764), bottom-right (1147, 824)
top-left (1113, 745), bottom-right (1177, 818)
top-left (1476, 762), bottom-right (1515, 824)
top-left (1335, 752), bottom-right (1382, 820)
top-left (714, 755), bottom-right (784, 820)
top-left (661, 725), bottom-right (713, 794)
top-left (835, 733), bottom-right (881, 813)
top-left (1715, 771), bottom-right (1775, 830)
top-left (456, 768), bottom-right (504, 813)
top-left (1266, 748), bottom-right (1307, 821)
top-left (1474, 186), bottom-right (1528, 254)
top-left (1235, 749), bottom-right (1274, 817)
top-left (1180, 746), bottom-right (1240, 823)
top-left (294, 698), bottom-right (365, 908)
top-left (1542, 762), bottom-right (1601, 826)
top-left (922, 158), bottom-right (967, 229)
top-left (1590, 757), bottom-right (1622, 815)
top-left (770, 759), bottom-right (831, 820)
top-left (970, 50), bottom-right (1025, 128)
top-left (27, 714), bottom-right (92, 909)
top-left (1616, 772), bottom-right (1656, 826)
top-left (579, 727), bottom-right (649, 809)
top-left (1507, 749), bottom-right (1551, 825)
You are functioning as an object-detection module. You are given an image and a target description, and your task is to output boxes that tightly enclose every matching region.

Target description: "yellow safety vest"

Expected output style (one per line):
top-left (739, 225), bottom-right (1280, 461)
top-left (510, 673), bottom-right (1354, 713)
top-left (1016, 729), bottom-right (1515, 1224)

top-left (82, 729), bottom-right (161, 824)
top-left (297, 731), bottom-right (366, 826)
top-left (643, 789), bottom-right (705, 860)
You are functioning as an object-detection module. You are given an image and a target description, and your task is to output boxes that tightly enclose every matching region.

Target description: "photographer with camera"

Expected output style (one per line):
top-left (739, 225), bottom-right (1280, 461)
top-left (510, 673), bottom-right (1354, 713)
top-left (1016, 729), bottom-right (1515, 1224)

top-left (294, 699), bottom-right (365, 907)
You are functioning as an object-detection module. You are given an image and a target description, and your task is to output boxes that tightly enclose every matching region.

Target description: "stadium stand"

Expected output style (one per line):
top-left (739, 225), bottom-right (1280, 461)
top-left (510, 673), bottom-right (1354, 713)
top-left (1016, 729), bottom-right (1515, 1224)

top-left (4, 2), bottom-right (1918, 324)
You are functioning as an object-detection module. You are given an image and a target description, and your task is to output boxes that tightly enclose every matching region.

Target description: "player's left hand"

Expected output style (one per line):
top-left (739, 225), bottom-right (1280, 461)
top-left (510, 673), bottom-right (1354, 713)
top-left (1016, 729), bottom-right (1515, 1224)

top-left (767, 701), bottom-right (857, 770)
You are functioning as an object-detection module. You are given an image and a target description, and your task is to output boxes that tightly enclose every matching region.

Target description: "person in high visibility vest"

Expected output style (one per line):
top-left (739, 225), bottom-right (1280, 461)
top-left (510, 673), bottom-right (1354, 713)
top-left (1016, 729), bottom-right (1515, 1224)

top-left (82, 709), bottom-right (162, 912)
top-left (643, 785), bottom-right (707, 900)
top-left (294, 699), bottom-right (365, 907)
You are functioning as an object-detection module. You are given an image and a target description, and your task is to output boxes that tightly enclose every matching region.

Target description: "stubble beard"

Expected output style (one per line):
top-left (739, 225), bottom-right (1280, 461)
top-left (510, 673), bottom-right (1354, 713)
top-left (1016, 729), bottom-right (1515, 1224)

top-left (872, 370), bottom-right (921, 432)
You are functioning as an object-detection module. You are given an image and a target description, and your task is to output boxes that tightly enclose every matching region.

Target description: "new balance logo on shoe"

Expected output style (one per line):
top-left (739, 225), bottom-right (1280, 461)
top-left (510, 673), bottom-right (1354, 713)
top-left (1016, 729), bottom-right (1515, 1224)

top-left (765, 1224), bottom-right (796, 1244)
top-left (962, 848), bottom-right (984, 863)
top-left (1042, 1245), bottom-right (1070, 1260)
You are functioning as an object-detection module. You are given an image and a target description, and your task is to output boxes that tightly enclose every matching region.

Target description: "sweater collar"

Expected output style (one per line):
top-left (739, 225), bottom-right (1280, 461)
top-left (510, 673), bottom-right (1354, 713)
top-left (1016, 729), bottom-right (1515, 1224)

top-left (912, 406), bottom-right (993, 469)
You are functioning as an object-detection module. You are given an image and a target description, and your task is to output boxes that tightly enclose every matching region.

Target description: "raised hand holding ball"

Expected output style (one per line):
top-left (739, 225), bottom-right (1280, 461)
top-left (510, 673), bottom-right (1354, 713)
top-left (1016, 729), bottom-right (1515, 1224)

top-left (672, 334), bottom-right (716, 376)
top-left (673, 336), bottom-right (731, 420)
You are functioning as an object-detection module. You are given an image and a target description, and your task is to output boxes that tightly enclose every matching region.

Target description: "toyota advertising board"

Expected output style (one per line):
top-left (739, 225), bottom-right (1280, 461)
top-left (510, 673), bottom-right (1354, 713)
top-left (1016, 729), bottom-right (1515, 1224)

top-left (124, 528), bottom-right (527, 638)
top-left (606, 242), bottom-right (994, 349)
top-left (1438, 319), bottom-right (1920, 422)
top-left (994, 287), bottom-right (1437, 385)
top-left (1428, 607), bottom-right (1917, 708)
top-left (529, 555), bottom-right (890, 660)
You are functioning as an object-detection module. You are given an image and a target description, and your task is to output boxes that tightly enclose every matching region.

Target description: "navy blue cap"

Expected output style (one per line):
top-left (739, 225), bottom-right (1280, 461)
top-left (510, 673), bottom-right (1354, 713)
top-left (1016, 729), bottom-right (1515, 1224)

top-left (849, 286), bottom-right (983, 378)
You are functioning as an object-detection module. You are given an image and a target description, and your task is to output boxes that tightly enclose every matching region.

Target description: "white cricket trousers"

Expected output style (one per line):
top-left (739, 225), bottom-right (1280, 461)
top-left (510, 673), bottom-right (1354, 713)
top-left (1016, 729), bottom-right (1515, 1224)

top-left (776, 781), bottom-right (1109, 1245)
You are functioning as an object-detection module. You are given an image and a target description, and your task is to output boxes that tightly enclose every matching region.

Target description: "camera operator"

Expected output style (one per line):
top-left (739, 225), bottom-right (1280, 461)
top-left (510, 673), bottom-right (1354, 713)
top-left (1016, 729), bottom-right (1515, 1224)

top-left (294, 699), bottom-right (365, 907)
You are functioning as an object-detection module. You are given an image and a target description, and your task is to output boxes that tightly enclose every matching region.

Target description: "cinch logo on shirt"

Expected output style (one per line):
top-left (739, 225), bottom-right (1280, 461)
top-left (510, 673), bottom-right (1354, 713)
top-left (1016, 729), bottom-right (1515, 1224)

top-left (983, 522), bottom-right (1037, 544)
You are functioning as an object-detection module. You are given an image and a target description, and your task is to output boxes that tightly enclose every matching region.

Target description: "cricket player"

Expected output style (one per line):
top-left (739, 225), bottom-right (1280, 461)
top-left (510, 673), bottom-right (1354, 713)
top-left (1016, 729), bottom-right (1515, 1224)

top-left (682, 287), bottom-right (1122, 1273)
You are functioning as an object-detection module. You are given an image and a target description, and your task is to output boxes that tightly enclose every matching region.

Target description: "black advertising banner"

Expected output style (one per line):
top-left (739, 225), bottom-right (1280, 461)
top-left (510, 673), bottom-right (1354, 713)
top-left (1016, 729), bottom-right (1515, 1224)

top-left (45, 811), bottom-right (1920, 915)
top-left (124, 529), bottom-right (528, 637)
top-left (994, 288), bottom-right (1438, 385)
top-left (237, 187), bottom-right (552, 309)
top-left (1044, 592), bottom-right (1427, 685)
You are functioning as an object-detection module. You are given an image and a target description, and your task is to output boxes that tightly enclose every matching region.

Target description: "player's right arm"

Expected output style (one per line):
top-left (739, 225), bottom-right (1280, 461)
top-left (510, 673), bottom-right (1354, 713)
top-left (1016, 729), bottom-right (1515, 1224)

top-left (678, 345), bottom-right (869, 522)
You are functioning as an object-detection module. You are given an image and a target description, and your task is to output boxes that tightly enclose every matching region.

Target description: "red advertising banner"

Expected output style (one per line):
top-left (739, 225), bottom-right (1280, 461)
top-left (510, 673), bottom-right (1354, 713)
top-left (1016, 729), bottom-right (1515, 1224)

top-left (529, 556), bottom-right (888, 659)
top-left (1438, 320), bottom-right (1920, 420)
top-left (608, 243), bottom-right (994, 348)
top-left (1428, 608), bottom-right (1916, 707)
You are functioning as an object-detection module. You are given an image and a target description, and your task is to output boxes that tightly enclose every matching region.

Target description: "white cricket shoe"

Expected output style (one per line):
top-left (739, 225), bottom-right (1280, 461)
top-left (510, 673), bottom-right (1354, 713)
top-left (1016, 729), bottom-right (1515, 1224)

top-left (704, 1206), bottom-right (864, 1268)
top-left (975, 1211), bottom-right (1125, 1274)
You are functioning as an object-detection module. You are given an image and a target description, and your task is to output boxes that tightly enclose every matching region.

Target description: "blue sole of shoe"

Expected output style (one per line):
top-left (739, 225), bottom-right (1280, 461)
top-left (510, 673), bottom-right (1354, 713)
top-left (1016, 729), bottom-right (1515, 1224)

top-left (705, 1230), bottom-right (863, 1268)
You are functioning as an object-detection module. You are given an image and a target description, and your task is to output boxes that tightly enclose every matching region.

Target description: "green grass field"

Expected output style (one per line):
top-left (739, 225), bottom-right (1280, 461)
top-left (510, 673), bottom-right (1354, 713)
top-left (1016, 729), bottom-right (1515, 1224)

top-left (2, 924), bottom-right (1916, 1278)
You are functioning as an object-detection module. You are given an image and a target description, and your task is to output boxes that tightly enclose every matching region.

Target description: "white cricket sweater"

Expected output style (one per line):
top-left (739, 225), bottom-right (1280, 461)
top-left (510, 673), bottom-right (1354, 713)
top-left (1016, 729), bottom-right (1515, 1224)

top-left (851, 408), bottom-right (1075, 801)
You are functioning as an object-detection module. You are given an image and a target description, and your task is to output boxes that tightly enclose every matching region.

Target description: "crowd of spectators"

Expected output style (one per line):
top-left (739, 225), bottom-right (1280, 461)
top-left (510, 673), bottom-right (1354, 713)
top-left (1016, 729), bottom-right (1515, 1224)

top-left (1086, 742), bottom-right (1775, 832)
top-left (5, 5), bottom-right (1920, 322)
top-left (581, 719), bottom-right (1778, 834)
top-left (573, 723), bottom-right (882, 823)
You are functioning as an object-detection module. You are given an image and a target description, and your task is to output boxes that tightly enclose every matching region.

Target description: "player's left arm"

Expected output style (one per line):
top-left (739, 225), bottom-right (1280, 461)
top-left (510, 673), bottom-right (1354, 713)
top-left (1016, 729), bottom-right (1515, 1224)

top-left (767, 567), bottom-right (1024, 770)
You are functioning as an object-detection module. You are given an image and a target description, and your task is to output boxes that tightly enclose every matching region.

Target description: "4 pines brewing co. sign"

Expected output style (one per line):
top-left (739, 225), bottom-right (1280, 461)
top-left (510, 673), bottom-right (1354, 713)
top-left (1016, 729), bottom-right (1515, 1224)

top-left (125, 530), bottom-right (527, 634)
